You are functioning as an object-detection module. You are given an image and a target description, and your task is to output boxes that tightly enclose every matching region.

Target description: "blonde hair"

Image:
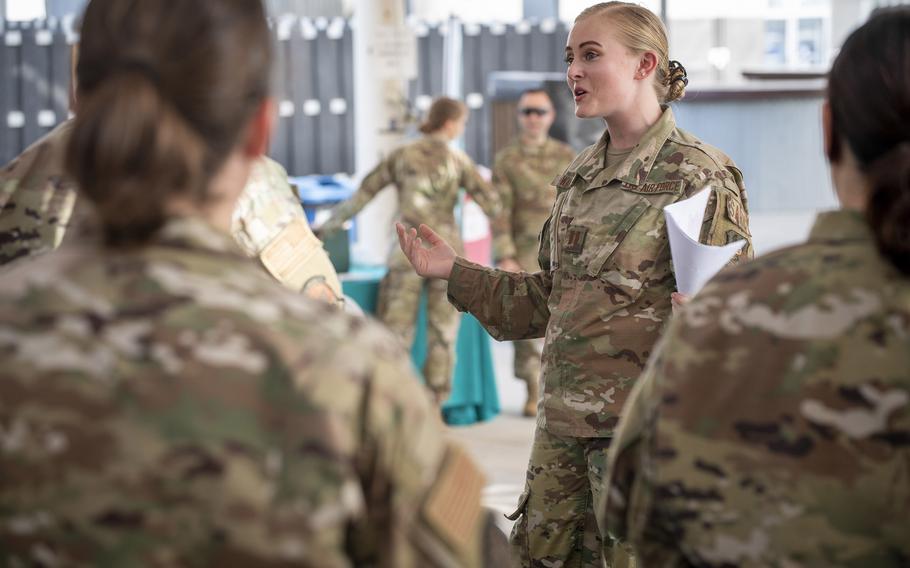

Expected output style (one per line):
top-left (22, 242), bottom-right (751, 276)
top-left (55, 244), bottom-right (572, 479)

top-left (576, 2), bottom-right (687, 103)
top-left (419, 97), bottom-right (467, 134)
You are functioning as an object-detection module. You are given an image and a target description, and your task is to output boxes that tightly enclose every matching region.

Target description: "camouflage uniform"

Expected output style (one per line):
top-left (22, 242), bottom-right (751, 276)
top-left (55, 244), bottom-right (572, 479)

top-left (321, 134), bottom-right (500, 399)
top-left (604, 209), bottom-right (910, 568)
top-left (0, 122), bottom-right (343, 307)
top-left (232, 157), bottom-right (344, 307)
top-left (0, 215), bottom-right (505, 566)
top-left (0, 121), bottom-right (78, 267)
top-left (447, 108), bottom-right (753, 567)
top-left (491, 137), bottom-right (575, 414)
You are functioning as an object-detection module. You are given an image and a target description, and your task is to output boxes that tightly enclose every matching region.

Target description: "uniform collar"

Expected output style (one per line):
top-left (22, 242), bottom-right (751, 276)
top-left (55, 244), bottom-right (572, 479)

top-left (578, 106), bottom-right (677, 190)
top-left (807, 209), bottom-right (873, 244)
top-left (154, 216), bottom-right (247, 257)
top-left (426, 132), bottom-right (451, 145)
top-left (517, 136), bottom-right (551, 156)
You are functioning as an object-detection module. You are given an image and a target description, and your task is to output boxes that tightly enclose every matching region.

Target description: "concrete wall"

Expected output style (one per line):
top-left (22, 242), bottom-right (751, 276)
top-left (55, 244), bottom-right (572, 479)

top-left (674, 93), bottom-right (836, 214)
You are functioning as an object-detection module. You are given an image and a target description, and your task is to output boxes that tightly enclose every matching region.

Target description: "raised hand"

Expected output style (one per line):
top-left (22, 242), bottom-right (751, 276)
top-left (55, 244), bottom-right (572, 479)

top-left (395, 222), bottom-right (456, 280)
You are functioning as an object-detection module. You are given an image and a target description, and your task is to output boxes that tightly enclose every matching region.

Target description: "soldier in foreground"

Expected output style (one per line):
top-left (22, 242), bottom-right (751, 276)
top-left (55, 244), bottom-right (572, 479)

top-left (603, 7), bottom-right (910, 567)
top-left (0, 0), bottom-right (503, 565)
top-left (319, 97), bottom-right (501, 403)
top-left (491, 89), bottom-right (575, 417)
top-left (395, 2), bottom-right (752, 566)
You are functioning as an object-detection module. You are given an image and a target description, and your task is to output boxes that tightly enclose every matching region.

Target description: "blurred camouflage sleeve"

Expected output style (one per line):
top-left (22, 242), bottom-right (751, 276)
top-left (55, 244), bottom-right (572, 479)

top-left (310, 328), bottom-right (494, 566)
top-left (320, 153), bottom-right (396, 236)
top-left (490, 154), bottom-right (518, 262)
top-left (232, 157), bottom-right (344, 307)
top-left (447, 256), bottom-right (552, 341)
top-left (602, 333), bottom-right (675, 562)
top-left (0, 122), bottom-right (77, 268)
top-left (458, 154), bottom-right (501, 221)
top-left (696, 165), bottom-right (754, 264)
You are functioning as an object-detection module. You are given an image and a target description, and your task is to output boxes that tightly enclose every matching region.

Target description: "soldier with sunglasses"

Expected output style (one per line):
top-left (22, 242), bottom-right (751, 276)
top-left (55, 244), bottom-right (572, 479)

top-left (491, 89), bottom-right (575, 417)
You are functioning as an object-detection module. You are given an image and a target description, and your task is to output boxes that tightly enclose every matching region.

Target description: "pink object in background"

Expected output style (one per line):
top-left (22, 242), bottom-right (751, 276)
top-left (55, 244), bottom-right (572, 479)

top-left (461, 194), bottom-right (492, 266)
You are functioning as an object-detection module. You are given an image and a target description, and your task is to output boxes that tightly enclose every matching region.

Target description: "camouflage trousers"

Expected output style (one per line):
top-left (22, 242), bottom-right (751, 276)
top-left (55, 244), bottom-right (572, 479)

top-left (377, 265), bottom-right (460, 397)
top-left (507, 425), bottom-right (635, 568)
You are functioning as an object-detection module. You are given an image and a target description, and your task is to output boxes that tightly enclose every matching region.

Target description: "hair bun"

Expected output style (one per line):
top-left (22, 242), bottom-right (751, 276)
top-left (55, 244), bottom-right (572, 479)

top-left (667, 60), bottom-right (688, 87)
top-left (664, 59), bottom-right (688, 103)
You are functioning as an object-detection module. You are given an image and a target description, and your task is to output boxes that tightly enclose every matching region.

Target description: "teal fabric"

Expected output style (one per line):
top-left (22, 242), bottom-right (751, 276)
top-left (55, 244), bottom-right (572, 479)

top-left (341, 266), bottom-right (500, 426)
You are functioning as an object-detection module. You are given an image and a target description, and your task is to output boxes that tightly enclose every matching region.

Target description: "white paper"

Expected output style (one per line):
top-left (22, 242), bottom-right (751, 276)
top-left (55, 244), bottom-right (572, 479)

top-left (664, 188), bottom-right (745, 296)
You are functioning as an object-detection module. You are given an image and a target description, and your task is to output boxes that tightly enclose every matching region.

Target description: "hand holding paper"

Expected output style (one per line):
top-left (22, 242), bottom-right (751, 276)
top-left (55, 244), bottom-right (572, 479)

top-left (664, 188), bottom-right (745, 296)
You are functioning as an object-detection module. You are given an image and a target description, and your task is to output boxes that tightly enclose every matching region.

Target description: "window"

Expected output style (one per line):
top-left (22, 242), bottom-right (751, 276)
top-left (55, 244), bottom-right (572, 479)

top-left (764, 20), bottom-right (787, 65)
top-left (798, 18), bottom-right (823, 65)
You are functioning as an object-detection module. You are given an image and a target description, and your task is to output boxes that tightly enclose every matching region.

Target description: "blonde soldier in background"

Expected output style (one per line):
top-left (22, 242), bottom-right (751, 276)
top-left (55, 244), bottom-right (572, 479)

top-left (0, 125), bottom-right (343, 307)
top-left (492, 89), bottom-right (575, 417)
top-left (396, 3), bottom-right (752, 566)
top-left (320, 97), bottom-right (501, 403)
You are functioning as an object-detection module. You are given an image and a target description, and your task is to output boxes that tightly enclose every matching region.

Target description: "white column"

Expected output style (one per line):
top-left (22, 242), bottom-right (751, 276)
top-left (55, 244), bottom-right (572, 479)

top-left (350, 0), bottom-right (414, 265)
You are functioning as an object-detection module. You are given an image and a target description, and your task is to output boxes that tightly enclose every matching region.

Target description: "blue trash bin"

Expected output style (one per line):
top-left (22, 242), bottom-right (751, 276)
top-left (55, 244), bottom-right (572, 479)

top-left (291, 175), bottom-right (356, 273)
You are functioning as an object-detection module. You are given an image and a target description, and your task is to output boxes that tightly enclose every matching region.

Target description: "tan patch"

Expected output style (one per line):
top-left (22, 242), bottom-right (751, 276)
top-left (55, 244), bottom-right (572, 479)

top-left (423, 445), bottom-right (485, 553)
top-left (621, 180), bottom-right (683, 195)
top-left (259, 217), bottom-right (329, 291)
top-left (725, 197), bottom-right (749, 231)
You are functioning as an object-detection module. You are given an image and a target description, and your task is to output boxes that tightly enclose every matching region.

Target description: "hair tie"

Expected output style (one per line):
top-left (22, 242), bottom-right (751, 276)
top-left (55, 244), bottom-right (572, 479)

top-left (668, 60), bottom-right (689, 87)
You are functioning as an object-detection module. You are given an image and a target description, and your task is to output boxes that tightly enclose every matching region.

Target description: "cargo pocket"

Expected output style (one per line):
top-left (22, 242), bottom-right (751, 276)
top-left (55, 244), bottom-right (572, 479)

top-left (505, 488), bottom-right (531, 567)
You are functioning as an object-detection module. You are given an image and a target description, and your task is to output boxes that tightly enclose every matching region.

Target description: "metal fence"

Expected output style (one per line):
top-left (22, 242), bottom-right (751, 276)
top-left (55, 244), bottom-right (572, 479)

top-left (270, 16), bottom-right (355, 176)
top-left (0, 16), bottom-right (570, 174)
top-left (0, 19), bottom-right (75, 167)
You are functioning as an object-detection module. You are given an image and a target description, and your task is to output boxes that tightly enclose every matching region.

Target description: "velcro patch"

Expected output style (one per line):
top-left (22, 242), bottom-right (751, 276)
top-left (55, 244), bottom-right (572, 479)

top-left (423, 444), bottom-right (485, 554)
top-left (725, 197), bottom-right (749, 232)
top-left (621, 180), bottom-right (683, 195)
top-left (259, 217), bottom-right (329, 291)
top-left (565, 225), bottom-right (588, 254)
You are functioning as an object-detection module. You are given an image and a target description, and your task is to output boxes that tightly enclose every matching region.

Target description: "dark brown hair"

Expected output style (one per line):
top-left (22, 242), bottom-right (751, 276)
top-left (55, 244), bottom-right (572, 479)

top-left (67, 0), bottom-right (272, 246)
top-left (419, 97), bottom-right (467, 135)
top-left (828, 6), bottom-right (910, 275)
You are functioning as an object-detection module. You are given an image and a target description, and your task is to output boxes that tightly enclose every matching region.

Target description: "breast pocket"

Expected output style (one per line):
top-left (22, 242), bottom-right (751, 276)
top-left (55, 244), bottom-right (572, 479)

top-left (557, 192), bottom-right (649, 271)
top-left (584, 199), bottom-right (651, 277)
top-left (563, 193), bottom-right (668, 306)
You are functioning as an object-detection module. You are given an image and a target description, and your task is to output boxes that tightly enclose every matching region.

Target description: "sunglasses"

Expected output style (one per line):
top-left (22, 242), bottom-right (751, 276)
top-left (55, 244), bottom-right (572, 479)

top-left (518, 107), bottom-right (550, 117)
